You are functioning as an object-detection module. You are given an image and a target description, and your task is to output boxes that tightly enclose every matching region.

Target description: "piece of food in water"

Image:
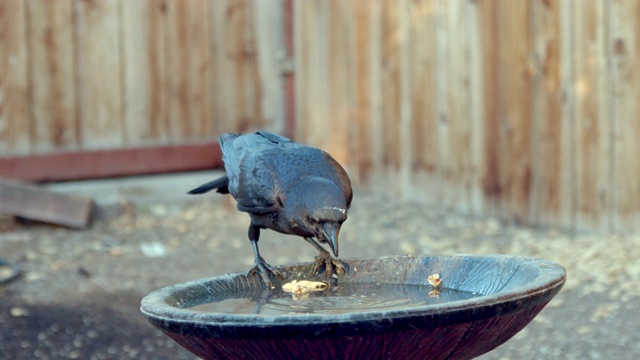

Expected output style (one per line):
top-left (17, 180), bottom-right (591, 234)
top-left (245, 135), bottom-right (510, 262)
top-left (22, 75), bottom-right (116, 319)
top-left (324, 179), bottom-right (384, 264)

top-left (282, 280), bottom-right (330, 295)
top-left (291, 293), bottom-right (309, 302)
top-left (428, 273), bottom-right (442, 288)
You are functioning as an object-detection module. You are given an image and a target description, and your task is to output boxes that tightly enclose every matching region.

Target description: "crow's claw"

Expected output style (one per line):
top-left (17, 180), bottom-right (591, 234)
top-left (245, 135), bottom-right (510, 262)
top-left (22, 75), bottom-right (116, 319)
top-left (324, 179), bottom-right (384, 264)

top-left (312, 251), bottom-right (347, 279)
top-left (249, 258), bottom-right (283, 289)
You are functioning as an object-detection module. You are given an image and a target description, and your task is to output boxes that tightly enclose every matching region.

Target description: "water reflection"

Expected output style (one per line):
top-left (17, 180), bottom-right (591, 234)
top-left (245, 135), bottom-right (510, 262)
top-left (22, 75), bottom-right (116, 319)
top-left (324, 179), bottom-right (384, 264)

top-left (186, 282), bottom-right (480, 316)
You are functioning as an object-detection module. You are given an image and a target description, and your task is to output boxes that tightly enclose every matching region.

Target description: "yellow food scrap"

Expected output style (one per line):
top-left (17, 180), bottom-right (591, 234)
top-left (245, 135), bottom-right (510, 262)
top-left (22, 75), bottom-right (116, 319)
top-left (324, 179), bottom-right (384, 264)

top-left (282, 280), bottom-right (329, 295)
top-left (428, 273), bottom-right (442, 288)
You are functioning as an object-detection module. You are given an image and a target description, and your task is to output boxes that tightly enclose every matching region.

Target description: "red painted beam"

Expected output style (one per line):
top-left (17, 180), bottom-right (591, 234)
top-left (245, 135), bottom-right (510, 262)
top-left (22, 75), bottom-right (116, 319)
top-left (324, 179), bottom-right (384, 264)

top-left (0, 142), bottom-right (222, 183)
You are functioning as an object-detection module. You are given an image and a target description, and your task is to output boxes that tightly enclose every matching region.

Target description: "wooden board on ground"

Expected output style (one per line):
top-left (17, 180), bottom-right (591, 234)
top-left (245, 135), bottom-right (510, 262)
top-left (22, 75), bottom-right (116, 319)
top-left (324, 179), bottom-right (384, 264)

top-left (0, 215), bottom-right (17, 232)
top-left (0, 178), bottom-right (93, 229)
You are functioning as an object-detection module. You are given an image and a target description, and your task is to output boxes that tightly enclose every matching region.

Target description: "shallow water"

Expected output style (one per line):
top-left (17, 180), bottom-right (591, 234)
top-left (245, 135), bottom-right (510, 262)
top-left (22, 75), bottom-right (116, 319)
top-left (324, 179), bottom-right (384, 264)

top-left (187, 282), bottom-right (481, 316)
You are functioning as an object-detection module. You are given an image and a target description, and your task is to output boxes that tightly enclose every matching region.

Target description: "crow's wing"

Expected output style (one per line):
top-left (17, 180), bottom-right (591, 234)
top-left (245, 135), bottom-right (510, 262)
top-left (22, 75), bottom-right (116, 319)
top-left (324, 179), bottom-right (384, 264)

top-left (272, 145), bottom-right (353, 208)
top-left (220, 131), bottom-right (351, 213)
top-left (255, 130), bottom-right (294, 145)
top-left (220, 132), bottom-right (284, 214)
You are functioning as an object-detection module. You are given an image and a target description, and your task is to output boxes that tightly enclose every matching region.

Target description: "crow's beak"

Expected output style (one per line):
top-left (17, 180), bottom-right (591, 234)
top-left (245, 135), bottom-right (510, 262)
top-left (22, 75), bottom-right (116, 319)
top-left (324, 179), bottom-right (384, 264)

top-left (321, 222), bottom-right (340, 257)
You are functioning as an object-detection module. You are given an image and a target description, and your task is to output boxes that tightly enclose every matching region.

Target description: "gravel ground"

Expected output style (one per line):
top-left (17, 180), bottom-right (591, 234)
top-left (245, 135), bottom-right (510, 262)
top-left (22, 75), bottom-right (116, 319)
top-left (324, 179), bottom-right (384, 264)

top-left (1, 174), bottom-right (639, 359)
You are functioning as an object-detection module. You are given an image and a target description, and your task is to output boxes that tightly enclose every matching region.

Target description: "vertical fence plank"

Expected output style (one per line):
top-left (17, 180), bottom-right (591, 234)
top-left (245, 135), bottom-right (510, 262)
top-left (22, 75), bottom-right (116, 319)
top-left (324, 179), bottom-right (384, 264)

top-left (211, 0), bottom-right (278, 136)
top-left (75, 0), bottom-right (123, 149)
top-left (326, 0), bottom-right (351, 165)
top-left (27, 0), bottom-right (77, 153)
top-left (343, 0), bottom-right (361, 182)
top-left (610, 0), bottom-right (640, 232)
top-left (434, 1), bottom-right (450, 207)
top-left (438, 0), bottom-right (483, 213)
top-left (409, 0), bottom-right (438, 203)
top-left (478, 0), bottom-right (501, 216)
top-left (375, 0), bottom-right (412, 194)
top-left (530, 0), bottom-right (574, 229)
top-left (243, 1), bottom-right (263, 132)
top-left (397, 0), bottom-right (412, 200)
top-left (498, 0), bottom-right (533, 224)
top-left (379, 0), bottom-right (402, 193)
top-left (229, 0), bottom-right (264, 132)
top-left (210, 0), bottom-right (236, 133)
top-left (352, 0), bottom-right (374, 183)
top-left (253, 0), bottom-right (285, 133)
top-left (73, 0), bottom-right (122, 149)
top-left (121, 0), bottom-right (167, 145)
top-left (0, 0), bottom-right (29, 155)
top-left (369, 0), bottom-right (384, 189)
top-left (294, 1), bottom-right (328, 149)
top-left (559, 0), bottom-right (576, 231)
top-left (572, 0), bottom-right (612, 231)
top-left (165, 0), bottom-right (210, 140)
top-left (466, 0), bottom-right (485, 215)
top-left (437, 0), bottom-right (458, 210)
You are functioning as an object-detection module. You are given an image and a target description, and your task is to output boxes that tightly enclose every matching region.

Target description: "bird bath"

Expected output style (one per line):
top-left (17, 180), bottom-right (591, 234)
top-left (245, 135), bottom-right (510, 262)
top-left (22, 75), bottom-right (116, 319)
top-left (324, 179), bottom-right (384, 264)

top-left (141, 255), bottom-right (565, 360)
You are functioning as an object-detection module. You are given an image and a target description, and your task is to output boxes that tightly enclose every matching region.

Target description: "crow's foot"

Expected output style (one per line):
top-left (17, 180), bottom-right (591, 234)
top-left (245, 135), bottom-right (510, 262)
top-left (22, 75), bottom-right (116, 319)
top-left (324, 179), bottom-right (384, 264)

top-left (312, 250), bottom-right (347, 279)
top-left (248, 257), bottom-right (283, 289)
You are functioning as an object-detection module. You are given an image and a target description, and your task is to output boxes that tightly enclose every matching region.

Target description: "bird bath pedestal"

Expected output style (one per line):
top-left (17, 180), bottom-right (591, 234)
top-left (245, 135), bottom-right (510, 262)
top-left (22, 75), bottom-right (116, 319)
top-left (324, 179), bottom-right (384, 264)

top-left (141, 255), bottom-right (565, 360)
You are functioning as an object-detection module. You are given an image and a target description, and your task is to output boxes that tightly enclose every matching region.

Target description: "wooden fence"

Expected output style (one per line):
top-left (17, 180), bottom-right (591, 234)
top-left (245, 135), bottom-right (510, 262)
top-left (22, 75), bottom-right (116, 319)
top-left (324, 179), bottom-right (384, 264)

top-left (294, 0), bottom-right (640, 233)
top-left (1, 0), bottom-right (639, 233)
top-left (0, 0), bottom-right (286, 154)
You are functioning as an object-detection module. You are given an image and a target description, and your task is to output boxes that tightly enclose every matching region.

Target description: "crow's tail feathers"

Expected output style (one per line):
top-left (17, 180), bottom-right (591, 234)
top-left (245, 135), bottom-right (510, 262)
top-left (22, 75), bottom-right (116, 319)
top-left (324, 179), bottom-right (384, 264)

top-left (187, 176), bottom-right (230, 195)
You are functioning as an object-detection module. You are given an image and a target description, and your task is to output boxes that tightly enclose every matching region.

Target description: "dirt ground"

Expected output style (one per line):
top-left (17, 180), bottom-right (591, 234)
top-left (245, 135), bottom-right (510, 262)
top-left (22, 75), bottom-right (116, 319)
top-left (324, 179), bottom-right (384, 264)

top-left (1, 173), bottom-right (639, 359)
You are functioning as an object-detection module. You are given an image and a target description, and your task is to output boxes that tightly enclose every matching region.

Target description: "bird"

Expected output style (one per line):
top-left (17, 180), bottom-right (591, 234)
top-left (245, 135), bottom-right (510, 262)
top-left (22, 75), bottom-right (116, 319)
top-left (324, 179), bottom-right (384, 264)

top-left (188, 131), bottom-right (353, 288)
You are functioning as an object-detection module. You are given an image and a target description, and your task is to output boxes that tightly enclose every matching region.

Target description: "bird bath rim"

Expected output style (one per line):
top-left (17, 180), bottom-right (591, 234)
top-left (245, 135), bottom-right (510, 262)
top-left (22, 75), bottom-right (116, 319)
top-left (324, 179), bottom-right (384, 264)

top-left (141, 254), bottom-right (566, 338)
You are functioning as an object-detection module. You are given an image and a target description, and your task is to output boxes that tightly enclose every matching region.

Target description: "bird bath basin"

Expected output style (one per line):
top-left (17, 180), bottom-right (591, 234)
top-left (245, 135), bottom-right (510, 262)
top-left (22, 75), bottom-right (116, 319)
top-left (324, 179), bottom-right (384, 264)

top-left (141, 255), bottom-right (565, 360)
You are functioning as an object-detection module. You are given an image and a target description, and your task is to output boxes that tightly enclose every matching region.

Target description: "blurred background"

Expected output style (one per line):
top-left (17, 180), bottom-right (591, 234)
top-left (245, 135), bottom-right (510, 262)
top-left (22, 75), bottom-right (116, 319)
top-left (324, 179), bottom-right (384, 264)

top-left (1, 0), bottom-right (638, 233)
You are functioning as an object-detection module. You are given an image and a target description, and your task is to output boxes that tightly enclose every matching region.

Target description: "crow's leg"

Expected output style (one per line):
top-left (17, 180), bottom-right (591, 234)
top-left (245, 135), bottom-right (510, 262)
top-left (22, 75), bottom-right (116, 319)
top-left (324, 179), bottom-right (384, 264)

top-left (247, 225), bottom-right (282, 288)
top-left (303, 237), bottom-right (347, 278)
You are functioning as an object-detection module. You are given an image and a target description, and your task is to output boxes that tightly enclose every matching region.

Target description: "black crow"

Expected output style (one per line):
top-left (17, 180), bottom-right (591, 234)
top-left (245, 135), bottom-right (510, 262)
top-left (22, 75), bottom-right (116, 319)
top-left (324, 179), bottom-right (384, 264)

top-left (189, 131), bottom-right (352, 288)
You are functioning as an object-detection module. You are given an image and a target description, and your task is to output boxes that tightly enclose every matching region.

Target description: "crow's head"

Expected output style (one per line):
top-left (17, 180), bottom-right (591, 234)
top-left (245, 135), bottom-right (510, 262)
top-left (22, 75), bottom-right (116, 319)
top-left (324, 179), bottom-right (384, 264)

top-left (285, 177), bottom-right (349, 257)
